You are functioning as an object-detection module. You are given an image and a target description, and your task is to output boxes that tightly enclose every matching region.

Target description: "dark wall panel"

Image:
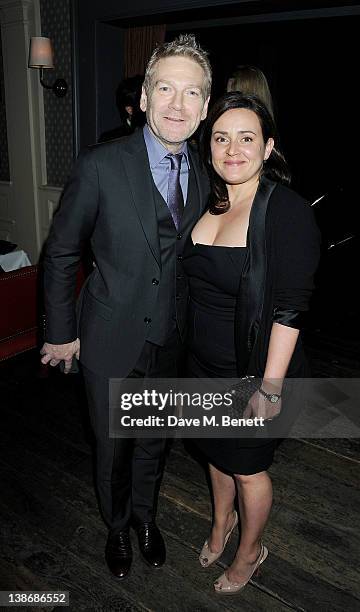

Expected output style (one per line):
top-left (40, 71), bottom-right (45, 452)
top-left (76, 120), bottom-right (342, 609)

top-left (74, 0), bottom-right (257, 149)
top-left (187, 14), bottom-right (359, 199)
top-left (0, 29), bottom-right (10, 182)
top-left (40, 0), bottom-right (73, 186)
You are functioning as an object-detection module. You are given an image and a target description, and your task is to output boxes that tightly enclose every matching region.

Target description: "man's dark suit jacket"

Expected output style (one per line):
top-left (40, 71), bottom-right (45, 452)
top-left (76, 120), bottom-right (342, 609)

top-left (43, 129), bottom-right (209, 378)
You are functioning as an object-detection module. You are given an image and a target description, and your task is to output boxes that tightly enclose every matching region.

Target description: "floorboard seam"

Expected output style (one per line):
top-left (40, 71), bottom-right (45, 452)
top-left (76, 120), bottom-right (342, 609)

top-left (160, 491), bottom-right (210, 520)
top-left (298, 438), bottom-right (360, 464)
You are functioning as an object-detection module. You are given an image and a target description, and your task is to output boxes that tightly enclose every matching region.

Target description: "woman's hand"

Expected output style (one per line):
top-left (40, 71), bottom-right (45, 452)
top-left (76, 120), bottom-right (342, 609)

top-left (243, 389), bottom-right (282, 422)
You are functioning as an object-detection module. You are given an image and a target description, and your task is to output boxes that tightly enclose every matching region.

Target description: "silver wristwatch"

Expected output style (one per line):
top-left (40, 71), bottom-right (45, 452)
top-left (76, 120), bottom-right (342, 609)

top-left (258, 388), bottom-right (281, 403)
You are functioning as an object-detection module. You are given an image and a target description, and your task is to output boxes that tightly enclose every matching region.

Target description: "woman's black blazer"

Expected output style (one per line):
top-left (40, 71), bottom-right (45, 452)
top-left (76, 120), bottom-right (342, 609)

top-left (235, 176), bottom-right (321, 377)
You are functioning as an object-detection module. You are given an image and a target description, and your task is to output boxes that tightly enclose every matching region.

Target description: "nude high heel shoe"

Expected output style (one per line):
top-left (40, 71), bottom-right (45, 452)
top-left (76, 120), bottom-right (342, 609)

top-left (214, 542), bottom-right (268, 595)
top-left (199, 510), bottom-right (238, 568)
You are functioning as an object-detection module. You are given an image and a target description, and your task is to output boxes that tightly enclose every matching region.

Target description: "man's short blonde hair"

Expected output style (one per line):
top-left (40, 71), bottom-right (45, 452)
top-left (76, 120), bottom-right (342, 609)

top-left (143, 34), bottom-right (212, 100)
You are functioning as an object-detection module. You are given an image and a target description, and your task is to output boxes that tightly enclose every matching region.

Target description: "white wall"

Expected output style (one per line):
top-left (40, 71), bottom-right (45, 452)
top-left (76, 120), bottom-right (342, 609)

top-left (0, 0), bottom-right (62, 263)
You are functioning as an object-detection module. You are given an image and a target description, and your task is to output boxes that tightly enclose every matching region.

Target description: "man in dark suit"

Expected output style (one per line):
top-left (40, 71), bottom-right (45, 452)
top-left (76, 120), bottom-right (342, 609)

top-left (40, 34), bottom-right (211, 579)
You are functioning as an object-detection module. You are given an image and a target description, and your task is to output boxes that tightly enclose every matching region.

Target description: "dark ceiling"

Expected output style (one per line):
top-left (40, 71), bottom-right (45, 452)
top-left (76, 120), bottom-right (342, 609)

top-left (107, 0), bottom-right (358, 27)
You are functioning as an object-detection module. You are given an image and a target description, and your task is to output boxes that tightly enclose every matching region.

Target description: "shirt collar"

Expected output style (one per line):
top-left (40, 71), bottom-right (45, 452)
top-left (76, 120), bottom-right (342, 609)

top-left (143, 124), bottom-right (190, 169)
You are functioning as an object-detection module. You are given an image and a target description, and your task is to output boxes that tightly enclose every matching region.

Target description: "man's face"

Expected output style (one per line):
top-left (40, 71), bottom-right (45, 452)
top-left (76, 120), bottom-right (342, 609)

top-left (140, 56), bottom-right (209, 152)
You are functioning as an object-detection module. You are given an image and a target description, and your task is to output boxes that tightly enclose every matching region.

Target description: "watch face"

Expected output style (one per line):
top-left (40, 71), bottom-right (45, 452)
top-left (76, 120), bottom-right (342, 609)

top-left (259, 388), bottom-right (281, 403)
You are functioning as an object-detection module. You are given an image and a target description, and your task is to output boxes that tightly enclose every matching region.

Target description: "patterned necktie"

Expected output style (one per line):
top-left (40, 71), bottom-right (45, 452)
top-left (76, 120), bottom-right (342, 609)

top-left (167, 153), bottom-right (184, 230)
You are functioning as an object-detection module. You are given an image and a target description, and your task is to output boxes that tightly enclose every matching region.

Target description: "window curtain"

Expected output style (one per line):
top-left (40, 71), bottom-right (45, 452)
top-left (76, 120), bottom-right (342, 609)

top-left (124, 25), bottom-right (166, 78)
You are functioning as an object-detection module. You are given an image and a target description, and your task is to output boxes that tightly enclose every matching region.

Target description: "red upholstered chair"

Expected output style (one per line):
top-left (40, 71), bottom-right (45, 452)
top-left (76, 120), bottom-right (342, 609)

top-left (0, 265), bottom-right (38, 361)
top-left (0, 264), bottom-right (87, 362)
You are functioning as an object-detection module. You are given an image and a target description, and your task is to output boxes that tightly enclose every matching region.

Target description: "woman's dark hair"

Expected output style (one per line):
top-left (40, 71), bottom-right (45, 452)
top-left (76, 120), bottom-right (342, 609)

top-left (200, 91), bottom-right (291, 214)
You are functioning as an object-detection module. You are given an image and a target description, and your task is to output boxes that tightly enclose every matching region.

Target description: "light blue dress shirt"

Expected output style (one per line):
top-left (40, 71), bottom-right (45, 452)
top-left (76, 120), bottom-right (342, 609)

top-left (143, 124), bottom-right (190, 205)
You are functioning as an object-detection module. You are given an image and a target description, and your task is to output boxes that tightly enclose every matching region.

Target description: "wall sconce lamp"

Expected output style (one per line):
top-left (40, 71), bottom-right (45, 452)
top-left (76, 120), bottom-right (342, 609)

top-left (28, 36), bottom-right (68, 98)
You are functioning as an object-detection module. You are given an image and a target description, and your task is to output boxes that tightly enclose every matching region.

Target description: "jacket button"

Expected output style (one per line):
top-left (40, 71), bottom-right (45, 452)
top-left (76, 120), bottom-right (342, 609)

top-left (177, 233), bottom-right (182, 240)
top-left (152, 278), bottom-right (159, 285)
top-left (176, 294), bottom-right (182, 300)
top-left (176, 274), bottom-right (183, 280)
top-left (177, 254), bottom-right (183, 261)
top-left (144, 317), bottom-right (152, 324)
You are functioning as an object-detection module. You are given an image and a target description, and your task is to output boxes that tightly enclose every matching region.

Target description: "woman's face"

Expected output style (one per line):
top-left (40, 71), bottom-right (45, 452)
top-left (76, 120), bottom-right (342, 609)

top-left (210, 108), bottom-right (274, 186)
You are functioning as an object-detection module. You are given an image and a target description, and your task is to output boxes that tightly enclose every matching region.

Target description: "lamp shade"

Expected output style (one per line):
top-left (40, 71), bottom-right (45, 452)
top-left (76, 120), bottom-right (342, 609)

top-left (28, 37), bottom-right (54, 69)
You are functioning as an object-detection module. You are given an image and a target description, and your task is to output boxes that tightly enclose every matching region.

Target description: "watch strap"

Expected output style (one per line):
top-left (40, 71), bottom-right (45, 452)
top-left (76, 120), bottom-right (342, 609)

top-left (259, 387), bottom-right (281, 402)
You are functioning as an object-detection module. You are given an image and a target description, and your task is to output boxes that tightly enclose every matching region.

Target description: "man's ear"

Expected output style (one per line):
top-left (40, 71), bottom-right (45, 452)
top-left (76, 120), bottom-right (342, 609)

top-left (201, 96), bottom-right (210, 121)
top-left (140, 86), bottom-right (148, 112)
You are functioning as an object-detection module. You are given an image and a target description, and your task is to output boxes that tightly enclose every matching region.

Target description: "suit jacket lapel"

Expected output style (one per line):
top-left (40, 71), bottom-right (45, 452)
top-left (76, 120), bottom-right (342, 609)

top-left (235, 176), bottom-right (277, 375)
top-left (120, 135), bottom-right (208, 266)
top-left (121, 130), bottom-right (161, 267)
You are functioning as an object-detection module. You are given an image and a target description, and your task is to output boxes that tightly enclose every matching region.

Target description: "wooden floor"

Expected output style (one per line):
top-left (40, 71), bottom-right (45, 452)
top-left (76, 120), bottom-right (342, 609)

top-left (0, 332), bottom-right (359, 612)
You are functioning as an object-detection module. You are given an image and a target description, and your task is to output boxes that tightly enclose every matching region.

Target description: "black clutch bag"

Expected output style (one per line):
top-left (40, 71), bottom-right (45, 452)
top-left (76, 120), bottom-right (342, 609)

top-left (227, 376), bottom-right (260, 418)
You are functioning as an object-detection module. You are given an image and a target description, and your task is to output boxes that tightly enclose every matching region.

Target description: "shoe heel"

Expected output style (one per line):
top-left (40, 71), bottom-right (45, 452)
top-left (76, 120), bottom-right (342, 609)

top-left (213, 542), bottom-right (268, 595)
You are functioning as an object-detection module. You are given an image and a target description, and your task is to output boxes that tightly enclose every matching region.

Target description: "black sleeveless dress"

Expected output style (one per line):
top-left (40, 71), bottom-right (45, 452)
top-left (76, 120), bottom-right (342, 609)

top-left (183, 238), bottom-right (277, 475)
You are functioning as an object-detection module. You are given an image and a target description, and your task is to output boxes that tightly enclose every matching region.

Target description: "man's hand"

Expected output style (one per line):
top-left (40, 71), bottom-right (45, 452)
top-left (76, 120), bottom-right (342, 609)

top-left (40, 339), bottom-right (80, 374)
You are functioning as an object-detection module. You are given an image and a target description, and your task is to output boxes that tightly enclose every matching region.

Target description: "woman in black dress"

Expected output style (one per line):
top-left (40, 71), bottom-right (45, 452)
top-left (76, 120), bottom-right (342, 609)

top-left (183, 92), bottom-right (320, 595)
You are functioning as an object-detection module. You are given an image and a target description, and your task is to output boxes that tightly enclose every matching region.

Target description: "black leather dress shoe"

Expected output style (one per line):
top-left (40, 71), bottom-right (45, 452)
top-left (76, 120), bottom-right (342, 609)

top-left (136, 522), bottom-right (166, 568)
top-left (105, 529), bottom-right (132, 579)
